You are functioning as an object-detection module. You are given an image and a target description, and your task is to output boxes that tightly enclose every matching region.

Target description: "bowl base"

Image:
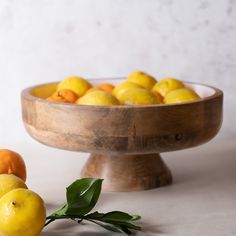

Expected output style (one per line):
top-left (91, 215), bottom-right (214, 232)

top-left (81, 153), bottom-right (172, 192)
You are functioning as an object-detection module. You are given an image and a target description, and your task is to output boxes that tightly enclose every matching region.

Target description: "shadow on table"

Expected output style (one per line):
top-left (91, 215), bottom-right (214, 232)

top-left (169, 142), bottom-right (236, 187)
top-left (139, 222), bottom-right (165, 235)
top-left (42, 220), bottom-right (78, 236)
top-left (41, 221), bottom-right (164, 236)
top-left (41, 232), bottom-right (111, 236)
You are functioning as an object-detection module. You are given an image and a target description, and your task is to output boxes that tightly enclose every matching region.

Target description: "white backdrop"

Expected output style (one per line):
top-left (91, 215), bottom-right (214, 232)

top-left (0, 0), bottom-right (235, 146)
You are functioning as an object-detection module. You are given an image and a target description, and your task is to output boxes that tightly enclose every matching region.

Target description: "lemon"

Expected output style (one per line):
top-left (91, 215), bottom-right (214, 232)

top-left (0, 188), bottom-right (46, 236)
top-left (57, 76), bottom-right (92, 96)
top-left (152, 78), bottom-right (185, 97)
top-left (127, 71), bottom-right (157, 90)
top-left (85, 87), bottom-right (102, 94)
top-left (77, 90), bottom-right (120, 106)
top-left (164, 88), bottom-right (201, 104)
top-left (118, 88), bottom-right (161, 105)
top-left (113, 81), bottom-right (143, 98)
top-left (0, 174), bottom-right (27, 198)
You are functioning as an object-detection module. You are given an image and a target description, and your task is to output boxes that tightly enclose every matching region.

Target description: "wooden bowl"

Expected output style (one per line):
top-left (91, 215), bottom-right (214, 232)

top-left (21, 79), bottom-right (223, 191)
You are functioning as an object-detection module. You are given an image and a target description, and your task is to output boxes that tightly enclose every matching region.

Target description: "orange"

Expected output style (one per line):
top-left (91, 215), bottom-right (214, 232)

top-left (0, 149), bottom-right (27, 182)
top-left (47, 89), bottom-right (78, 103)
top-left (47, 95), bottom-right (68, 103)
top-left (98, 83), bottom-right (115, 93)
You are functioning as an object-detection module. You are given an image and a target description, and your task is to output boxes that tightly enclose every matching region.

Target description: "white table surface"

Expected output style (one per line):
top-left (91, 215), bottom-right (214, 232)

top-left (8, 138), bottom-right (236, 236)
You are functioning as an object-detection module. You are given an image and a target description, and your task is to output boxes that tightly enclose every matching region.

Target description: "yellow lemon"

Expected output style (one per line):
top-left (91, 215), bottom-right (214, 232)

top-left (118, 88), bottom-right (162, 105)
top-left (127, 71), bottom-right (157, 90)
top-left (77, 90), bottom-right (120, 106)
top-left (152, 91), bottom-right (164, 103)
top-left (85, 87), bottom-right (102, 94)
top-left (0, 188), bottom-right (46, 236)
top-left (0, 174), bottom-right (27, 198)
top-left (57, 76), bottom-right (92, 97)
top-left (164, 88), bottom-right (201, 104)
top-left (113, 81), bottom-right (143, 98)
top-left (152, 78), bottom-right (185, 97)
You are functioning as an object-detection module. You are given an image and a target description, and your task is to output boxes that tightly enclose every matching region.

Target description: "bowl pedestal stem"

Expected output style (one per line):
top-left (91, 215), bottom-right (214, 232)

top-left (81, 153), bottom-right (172, 192)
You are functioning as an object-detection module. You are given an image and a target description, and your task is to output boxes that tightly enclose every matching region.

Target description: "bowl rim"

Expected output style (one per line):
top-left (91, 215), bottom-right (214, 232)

top-left (21, 78), bottom-right (223, 109)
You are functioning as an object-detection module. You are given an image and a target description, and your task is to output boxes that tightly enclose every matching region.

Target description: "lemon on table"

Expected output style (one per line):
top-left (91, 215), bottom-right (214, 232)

top-left (164, 88), bottom-right (201, 104)
top-left (77, 90), bottom-right (120, 106)
top-left (113, 81), bottom-right (143, 98)
top-left (57, 76), bottom-right (92, 97)
top-left (0, 188), bottom-right (46, 236)
top-left (0, 174), bottom-right (27, 198)
top-left (152, 78), bottom-right (185, 97)
top-left (118, 88), bottom-right (162, 105)
top-left (127, 71), bottom-right (157, 90)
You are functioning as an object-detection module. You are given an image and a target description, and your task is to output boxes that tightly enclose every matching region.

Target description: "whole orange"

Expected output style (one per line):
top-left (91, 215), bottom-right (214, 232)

top-left (0, 149), bottom-right (27, 182)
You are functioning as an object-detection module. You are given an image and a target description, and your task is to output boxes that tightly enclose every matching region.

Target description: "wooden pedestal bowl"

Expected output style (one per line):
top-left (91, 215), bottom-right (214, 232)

top-left (21, 79), bottom-right (223, 191)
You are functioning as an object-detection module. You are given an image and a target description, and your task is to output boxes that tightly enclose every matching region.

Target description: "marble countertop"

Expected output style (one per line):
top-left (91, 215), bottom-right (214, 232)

top-left (9, 138), bottom-right (236, 236)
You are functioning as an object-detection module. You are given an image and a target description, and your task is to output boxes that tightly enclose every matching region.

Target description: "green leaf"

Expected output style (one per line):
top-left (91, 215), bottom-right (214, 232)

top-left (87, 219), bottom-right (129, 235)
top-left (120, 226), bottom-right (131, 235)
top-left (44, 178), bottom-right (142, 235)
top-left (85, 211), bottom-right (105, 220)
top-left (86, 211), bottom-right (142, 232)
top-left (65, 178), bottom-right (103, 215)
top-left (101, 211), bottom-right (135, 222)
top-left (86, 211), bottom-right (141, 223)
top-left (49, 204), bottom-right (68, 218)
top-left (131, 215), bottom-right (141, 221)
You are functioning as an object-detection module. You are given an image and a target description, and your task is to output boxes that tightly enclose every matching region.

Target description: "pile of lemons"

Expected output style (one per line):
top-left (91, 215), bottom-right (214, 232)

top-left (0, 149), bottom-right (46, 236)
top-left (47, 71), bottom-right (200, 106)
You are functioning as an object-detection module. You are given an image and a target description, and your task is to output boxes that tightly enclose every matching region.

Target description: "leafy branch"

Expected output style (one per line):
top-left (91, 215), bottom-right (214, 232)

top-left (45, 178), bottom-right (141, 235)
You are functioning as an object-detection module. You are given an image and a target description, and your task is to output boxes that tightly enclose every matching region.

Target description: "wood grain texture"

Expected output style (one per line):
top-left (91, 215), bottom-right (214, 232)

top-left (22, 82), bottom-right (223, 154)
top-left (21, 80), bottom-right (223, 191)
top-left (81, 153), bottom-right (172, 192)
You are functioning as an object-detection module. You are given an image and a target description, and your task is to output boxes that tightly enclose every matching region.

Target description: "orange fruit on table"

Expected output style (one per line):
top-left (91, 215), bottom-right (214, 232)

top-left (98, 83), bottom-right (115, 93)
top-left (0, 149), bottom-right (27, 182)
top-left (47, 89), bottom-right (79, 103)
